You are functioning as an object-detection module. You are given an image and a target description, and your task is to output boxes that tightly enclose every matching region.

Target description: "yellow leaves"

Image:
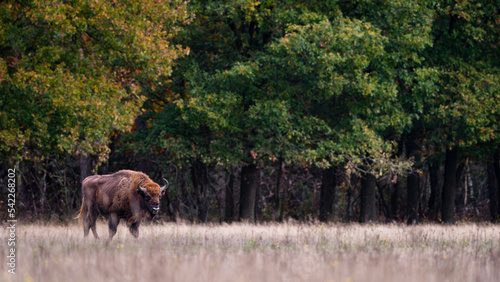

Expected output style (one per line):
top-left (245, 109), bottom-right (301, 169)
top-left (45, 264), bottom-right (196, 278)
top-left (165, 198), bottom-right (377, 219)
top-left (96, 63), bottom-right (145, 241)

top-left (176, 100), bottom-right (185, 110)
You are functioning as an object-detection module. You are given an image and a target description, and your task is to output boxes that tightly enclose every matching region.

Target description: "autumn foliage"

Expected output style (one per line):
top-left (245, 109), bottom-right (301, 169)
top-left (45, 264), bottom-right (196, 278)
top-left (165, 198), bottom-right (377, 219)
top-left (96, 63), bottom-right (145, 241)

top-left (1, 0), bottom-right (500, 224)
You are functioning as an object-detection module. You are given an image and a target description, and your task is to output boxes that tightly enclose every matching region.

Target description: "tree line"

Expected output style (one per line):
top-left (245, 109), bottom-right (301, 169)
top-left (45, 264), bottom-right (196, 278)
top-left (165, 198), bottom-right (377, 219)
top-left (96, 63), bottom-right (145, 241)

top-left (1, 0), bottom-right (499, 224)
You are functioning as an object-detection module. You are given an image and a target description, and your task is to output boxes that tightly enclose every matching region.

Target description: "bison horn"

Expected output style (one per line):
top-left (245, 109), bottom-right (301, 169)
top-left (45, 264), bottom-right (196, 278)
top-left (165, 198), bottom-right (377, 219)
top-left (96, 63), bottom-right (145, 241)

top-left (160, 178), bottom-right (169, 192)
top-left (138, 179), bottom-right (147, 193)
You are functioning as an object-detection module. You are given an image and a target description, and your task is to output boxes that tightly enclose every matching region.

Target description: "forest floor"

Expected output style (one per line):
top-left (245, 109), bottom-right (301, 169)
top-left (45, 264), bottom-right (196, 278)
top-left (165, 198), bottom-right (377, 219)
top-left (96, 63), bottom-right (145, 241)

top-left (1, 221), bottom-right (499, 282)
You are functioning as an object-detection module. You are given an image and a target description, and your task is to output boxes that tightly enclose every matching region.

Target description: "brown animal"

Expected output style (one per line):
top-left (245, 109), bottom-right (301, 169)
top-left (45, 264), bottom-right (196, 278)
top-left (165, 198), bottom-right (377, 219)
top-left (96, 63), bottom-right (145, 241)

top-left (75, 170), bottom-right (170, 240)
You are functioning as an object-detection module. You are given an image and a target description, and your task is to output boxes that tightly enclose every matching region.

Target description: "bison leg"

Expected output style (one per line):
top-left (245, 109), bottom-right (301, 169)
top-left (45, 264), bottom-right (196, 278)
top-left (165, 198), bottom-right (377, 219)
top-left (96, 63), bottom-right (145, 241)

top-left (128, 221), bottom-right (140, 239)
top-left (85, 203), bottom-right (100, 240)
top-left (108, 213), bottom-right (119, 240)
top-left (90, 219), bottom-right (99, 240)
top-left (83, 216), bottom-right (90, 238)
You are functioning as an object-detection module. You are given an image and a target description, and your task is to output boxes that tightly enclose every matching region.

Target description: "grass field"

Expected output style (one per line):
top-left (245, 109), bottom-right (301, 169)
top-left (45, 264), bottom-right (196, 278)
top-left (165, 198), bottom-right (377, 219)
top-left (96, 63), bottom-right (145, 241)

top-left (2, 221), bottom-right (500, 282)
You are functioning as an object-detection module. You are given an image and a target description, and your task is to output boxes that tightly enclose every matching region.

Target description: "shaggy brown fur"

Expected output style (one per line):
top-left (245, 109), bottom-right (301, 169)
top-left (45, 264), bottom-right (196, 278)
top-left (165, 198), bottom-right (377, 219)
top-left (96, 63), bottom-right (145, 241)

top-left (76, 170), bottom-right (169, 240)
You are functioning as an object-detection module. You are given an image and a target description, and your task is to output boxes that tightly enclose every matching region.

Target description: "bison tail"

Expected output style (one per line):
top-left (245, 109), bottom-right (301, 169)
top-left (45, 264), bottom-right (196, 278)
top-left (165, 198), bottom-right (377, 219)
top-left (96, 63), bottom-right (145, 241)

top-left (75, 198), bottom-right (87, 220)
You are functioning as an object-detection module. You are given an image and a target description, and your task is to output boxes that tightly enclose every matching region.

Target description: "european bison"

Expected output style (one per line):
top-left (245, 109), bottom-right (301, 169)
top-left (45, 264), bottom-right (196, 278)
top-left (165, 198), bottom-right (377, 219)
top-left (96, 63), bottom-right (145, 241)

top-left (76, 170), bottom-right (170, 240)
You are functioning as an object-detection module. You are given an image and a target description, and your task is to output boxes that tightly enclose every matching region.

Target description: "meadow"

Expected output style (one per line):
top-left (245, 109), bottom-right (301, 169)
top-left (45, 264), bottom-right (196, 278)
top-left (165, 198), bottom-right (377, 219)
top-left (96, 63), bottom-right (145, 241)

top-left (2, 221), bottom-right (500, 282)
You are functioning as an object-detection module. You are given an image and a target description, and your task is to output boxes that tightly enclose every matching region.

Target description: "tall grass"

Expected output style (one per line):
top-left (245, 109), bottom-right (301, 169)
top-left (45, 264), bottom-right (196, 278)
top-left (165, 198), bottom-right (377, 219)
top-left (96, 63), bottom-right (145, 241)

top-left (2, 221), bottom-right (500, 282)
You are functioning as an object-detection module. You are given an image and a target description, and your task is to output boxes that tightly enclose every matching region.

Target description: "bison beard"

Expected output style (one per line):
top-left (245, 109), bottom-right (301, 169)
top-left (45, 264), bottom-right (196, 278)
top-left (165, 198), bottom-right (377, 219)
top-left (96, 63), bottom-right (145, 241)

top-left (75, 170), bottom-right (169, 240)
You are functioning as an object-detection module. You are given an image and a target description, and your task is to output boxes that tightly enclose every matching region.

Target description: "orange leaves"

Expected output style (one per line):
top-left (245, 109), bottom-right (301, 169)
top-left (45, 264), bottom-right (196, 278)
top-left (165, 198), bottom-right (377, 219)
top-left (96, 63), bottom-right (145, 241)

top-left (250, 151), bottom-right (258, 159)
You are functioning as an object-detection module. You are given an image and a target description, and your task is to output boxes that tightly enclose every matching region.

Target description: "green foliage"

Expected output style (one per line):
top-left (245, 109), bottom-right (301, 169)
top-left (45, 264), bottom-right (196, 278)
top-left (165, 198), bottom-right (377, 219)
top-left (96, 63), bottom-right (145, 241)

top-left (2, 0), bottom-right (499, 223)
top-left (405, 0), bottom-right (500, 154)
top-left (0, 0), bottom-right (189, 162)
top-left (151, 4), bottom-right (415, 175)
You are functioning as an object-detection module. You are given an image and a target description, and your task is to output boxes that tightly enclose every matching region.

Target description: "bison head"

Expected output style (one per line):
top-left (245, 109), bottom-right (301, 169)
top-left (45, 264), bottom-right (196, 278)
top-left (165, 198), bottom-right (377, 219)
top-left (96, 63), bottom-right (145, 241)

top-left (137, 178), bottom-right (169, 215)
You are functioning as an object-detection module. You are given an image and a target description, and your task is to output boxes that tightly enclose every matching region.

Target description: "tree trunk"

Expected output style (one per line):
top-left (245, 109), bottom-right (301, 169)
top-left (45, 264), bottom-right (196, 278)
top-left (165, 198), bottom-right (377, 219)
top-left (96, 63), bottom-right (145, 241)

top-left (347, 174), bottom-right (357, 221)
top-left (406, 170), bottom-right (420, 224)
top-left (493, 153), bottom-right (500, 221)
top-left (191, 160), bottom-right (209, 222)
top-left (377, 183), bottom-right (391, 221)
top-left (273, 160), bottom-right (283, 221)
top-left (360, 172), bottom-right (376, 223)
top-left (254, 175), bottom-right (261, 222)
top-left (428, 163), bottom-right (441, 220)
top-left (224, 169), bottom-right (235, 222)
top-left (487, 159), bottom-right (499, 222)
top-left (441, 148), bottom-right (458, 224)
top-left (319, 166), bottom-right (336, 222)
top-left (16, 161), bottom-right (26, 209)
top-left (279, 170), bottom-right (288, 222)
top-left (390, 176), bottom-right (401, 221)
top-left (134, 116), bottom-right (151, 175)
top-left (239, 163), bottom-right (259, 222)
top-left (80, 154), bottom-right (91, 184)
top-left (406, 139), bottom-right (420, 224)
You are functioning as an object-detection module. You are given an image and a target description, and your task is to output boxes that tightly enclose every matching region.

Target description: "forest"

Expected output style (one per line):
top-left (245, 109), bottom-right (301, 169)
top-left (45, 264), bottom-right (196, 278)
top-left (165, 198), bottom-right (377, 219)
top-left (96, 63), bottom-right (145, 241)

top-left (1, 0), bottom-right (499, 224)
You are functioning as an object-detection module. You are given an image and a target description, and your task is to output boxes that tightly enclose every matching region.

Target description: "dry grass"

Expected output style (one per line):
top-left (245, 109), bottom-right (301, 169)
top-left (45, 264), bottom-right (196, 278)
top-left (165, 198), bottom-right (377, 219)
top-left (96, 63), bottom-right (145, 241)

top-left (2, 221), bottom-right (500, 282)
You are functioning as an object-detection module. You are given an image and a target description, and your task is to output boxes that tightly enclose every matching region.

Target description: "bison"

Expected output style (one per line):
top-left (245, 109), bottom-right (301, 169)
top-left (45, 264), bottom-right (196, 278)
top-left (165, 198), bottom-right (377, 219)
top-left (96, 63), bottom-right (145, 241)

top-left (76, 170), bottom-right (170, 240)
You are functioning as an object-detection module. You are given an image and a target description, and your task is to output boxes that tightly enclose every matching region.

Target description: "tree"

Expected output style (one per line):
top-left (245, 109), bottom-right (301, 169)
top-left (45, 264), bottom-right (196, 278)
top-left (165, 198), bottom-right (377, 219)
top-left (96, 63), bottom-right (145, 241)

top-left (338, 0), bottom-right (435, 224)
top-left (360, 171), bottom-right (377, 223)
top-left (319, 166), bottom-right (336, 222)
top-left (162, 11), bottom-right (417, 221)
top-left (486, 156), bottom-right (498, 222)
top-left (0, 0), bottom-right (189, 215)
top-left (409, 0), bottom-right (500, 223)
